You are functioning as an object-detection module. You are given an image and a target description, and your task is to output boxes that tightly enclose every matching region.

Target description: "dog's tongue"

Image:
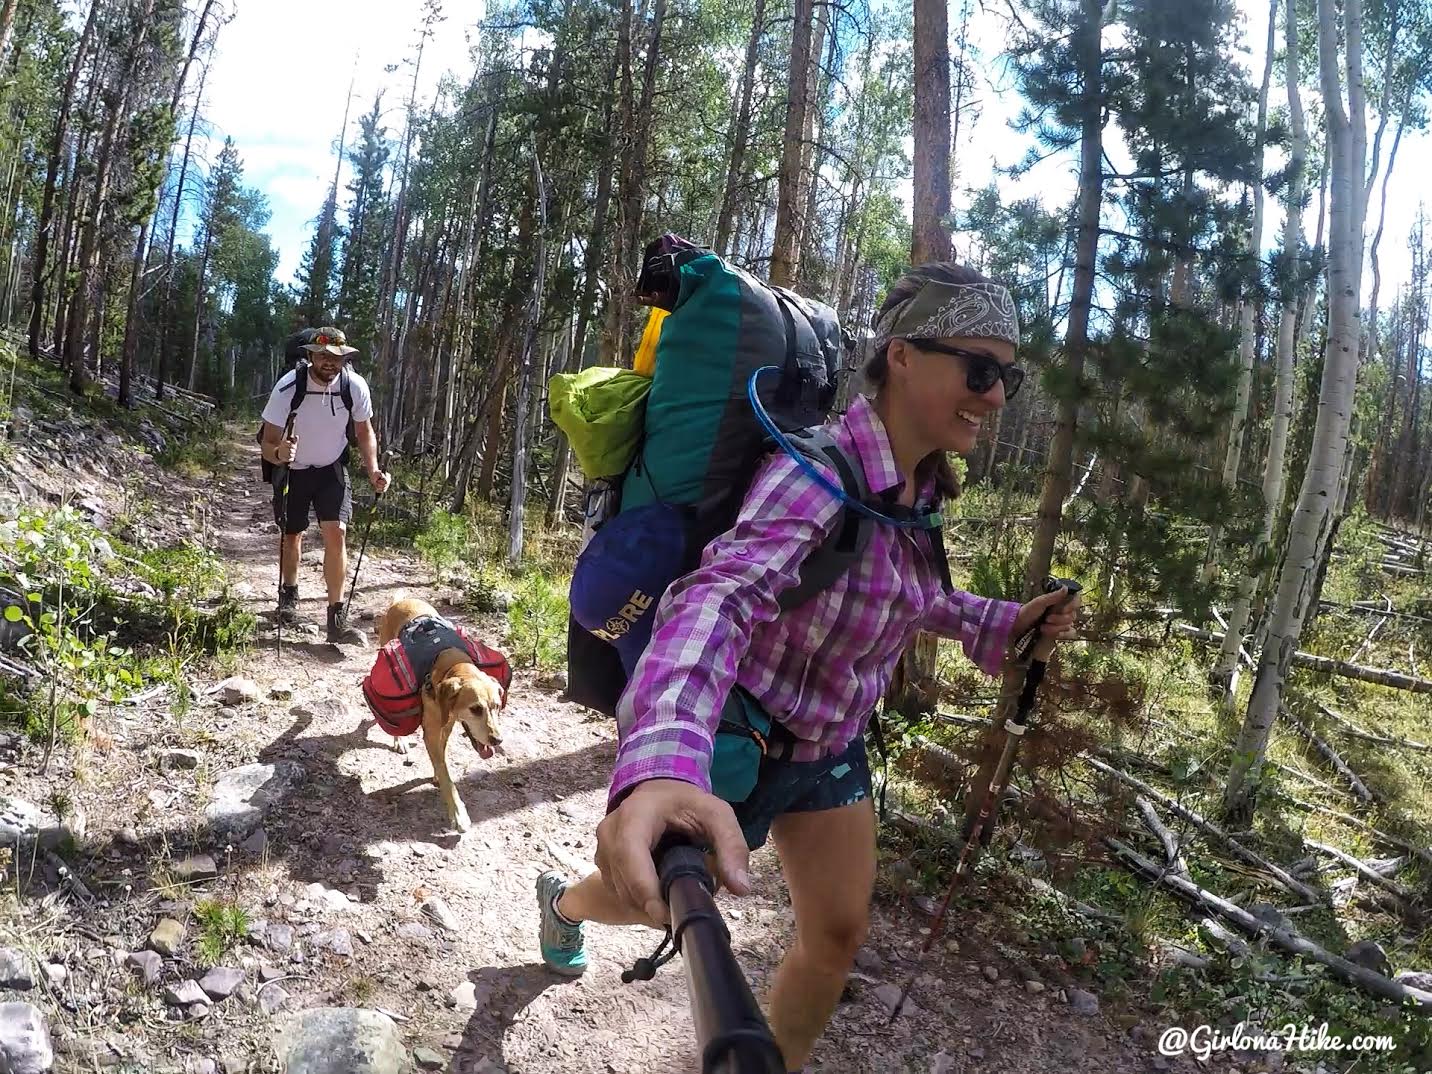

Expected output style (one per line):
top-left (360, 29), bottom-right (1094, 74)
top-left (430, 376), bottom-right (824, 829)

top-left (478, 742), bottom-right (494, 759)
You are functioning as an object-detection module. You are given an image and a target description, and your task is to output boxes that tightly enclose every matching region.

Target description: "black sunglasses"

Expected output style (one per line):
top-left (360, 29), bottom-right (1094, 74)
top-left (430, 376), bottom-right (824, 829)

top-left (903, 338), bottom-right (1024, 399)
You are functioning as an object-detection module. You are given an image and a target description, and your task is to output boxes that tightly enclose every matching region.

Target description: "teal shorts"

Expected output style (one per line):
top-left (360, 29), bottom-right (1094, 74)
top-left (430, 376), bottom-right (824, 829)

top-left (729, 735), bottom-right (872, 851)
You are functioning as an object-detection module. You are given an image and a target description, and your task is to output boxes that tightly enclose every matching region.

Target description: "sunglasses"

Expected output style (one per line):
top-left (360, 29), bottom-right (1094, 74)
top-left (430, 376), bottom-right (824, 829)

top-left (903, 338), bottom-right (1024, 399)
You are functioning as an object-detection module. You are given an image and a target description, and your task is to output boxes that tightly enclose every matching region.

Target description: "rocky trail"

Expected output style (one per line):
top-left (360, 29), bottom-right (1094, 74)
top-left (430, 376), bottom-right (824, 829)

top-left (0, 430), bottom-right (1232, 1074)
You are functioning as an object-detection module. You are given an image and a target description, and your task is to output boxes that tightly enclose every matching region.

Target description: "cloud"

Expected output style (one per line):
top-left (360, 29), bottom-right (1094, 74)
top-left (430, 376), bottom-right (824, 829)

top-left (202, 0), bottom-right (483, 283)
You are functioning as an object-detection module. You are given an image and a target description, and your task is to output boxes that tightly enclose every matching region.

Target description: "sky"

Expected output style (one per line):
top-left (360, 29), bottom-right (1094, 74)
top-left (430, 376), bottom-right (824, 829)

top-left (199, 0), bottom-right (1430, 303)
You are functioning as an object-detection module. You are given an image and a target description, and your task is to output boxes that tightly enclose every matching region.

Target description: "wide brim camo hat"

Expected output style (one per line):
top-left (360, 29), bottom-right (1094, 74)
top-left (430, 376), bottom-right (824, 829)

top-left (302, 326), bottom-right (359, 357)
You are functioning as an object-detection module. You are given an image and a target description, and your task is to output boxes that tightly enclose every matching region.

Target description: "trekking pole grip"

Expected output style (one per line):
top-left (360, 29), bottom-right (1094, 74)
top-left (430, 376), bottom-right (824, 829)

top-left (653, 832), bottom-right (785, 1074)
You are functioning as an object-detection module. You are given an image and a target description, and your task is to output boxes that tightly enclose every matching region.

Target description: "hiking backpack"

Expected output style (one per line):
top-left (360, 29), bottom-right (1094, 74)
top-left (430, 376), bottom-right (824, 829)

top-left (361, 615), bottom-right (512, 737)
top-left (256, 329), bottom-right (357, 483)
top-left (564, 236), bottom-right (915, 720)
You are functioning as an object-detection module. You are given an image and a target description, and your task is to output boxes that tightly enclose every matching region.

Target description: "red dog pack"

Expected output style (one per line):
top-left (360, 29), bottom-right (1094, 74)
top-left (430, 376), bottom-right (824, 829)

top-left (361, 615), bottom-right (511, 737)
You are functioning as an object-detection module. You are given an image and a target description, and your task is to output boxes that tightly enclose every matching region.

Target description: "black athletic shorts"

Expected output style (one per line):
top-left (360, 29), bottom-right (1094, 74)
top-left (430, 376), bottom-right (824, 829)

top-left (272, 462), bottom-right (351, 534)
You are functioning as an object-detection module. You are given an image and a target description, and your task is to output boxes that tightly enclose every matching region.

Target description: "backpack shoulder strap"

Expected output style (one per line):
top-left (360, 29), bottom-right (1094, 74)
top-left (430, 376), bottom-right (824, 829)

top-left (339, 367), bottom-right (354, 415)
top-left (284, 362), bottom-right (309, 425)
top-left (774, 428), bottom-right (875, 612)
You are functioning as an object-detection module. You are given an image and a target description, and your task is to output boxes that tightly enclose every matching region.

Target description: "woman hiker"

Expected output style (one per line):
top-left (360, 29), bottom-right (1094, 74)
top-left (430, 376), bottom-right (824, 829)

top-left (537, 263), bottom-right (1081, 1072)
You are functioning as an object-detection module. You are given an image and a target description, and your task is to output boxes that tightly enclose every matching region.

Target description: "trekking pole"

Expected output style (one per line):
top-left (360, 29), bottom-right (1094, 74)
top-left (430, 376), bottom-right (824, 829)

top-left (621, 833), bottom-right (785, 1074)
top-left (886, 576), bottom-right (1082, 1024)
top-left (343, 449), bottom-right (393, 613)
top-left (274, 417), bottom-right (298, 658)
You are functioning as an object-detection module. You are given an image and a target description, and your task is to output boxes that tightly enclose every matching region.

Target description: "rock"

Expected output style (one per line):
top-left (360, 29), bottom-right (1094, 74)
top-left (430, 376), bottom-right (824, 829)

top-left (412, 1048), bottom-right (445, 1071)
top-left (0, 796), bottom-right (66, 851)
top-left (1345, 940), bottom-right (1391, 977)
top-left (1249, 902), bottom-right (1290, 932)
top-left (0, 1002), bottom-right (53, 1074)
top-left (1394, 970), bottom-right (1432, 991)
top-left (258, 965), bottom-right (284, 983)
top-left (189, 1002), bottom-right (210, 1019)
top-left (313, 930), bottom-right (354, 958)
top-left (396, 922), bottom-right (434, 944)
top-left (258, 984), bottom-right (290, 1015)
top-left (240, 829), bottom-right (268, 856)
top-left (871, 983), bottom-right (920, 1019)
top-left (159, 749), bottom-right (202, 771)
top-left (930, 1051), bottom-right (957, 1074)
top-left (448, 982), bottom-right (479, 1011)
top-left (198, 967), bottom-right (244, 1001)
top-left (220, 1057), bottom-right (245, 1074)
top-left (0, 949), bottom-right (34, 991)
top-left (126, 951), bottom-right (163, 986)
top-left (1067, 988), bottom-right (1099, 1016)
top-left (40, 966), bottom-right (65, 988)
top-left (853, 949), bottom-right (883, 974)
top-left (264, 924), bottom-right (294, 954)
top-left (421, 899), bottom-right (460, 934)
top-left (163, 981), bottom-right (208, 1007)
top-left (116, 828), bottom-right (141, 847)
top-left (981, 965), bottom-right (999, 983)
top-left (204, 763), bottom-right (304, 841)
top-left (216, 678), bottom-right (261, 705)
top-left (172, 855), bottom-right (218, 883)
top-left (195, 1060), bottom-right (217, 1074)
top-left (148, 919), bottom-right (186, 957)
top-left (302, 882), bottom-right (351, 912)
top-left (276, 1008), bottom-right (405, 1074)
top-left (269, 684), bottom-right (294, 701)
top-left (1065, 937), bottom-right (1088, 961)
top-left (1025, 980), bottom-right (1045, 994)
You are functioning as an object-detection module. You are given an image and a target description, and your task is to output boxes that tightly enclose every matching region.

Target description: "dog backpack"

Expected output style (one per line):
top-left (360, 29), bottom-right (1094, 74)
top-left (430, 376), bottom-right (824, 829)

top-left (563, 234), bottom-right (885, 721)
top-left (361, 615), bottom-right (512, 737)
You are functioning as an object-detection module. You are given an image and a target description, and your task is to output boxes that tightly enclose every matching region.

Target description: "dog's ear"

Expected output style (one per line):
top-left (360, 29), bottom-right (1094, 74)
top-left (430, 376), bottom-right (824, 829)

top-left (435, 677), bottom-right (466, 713)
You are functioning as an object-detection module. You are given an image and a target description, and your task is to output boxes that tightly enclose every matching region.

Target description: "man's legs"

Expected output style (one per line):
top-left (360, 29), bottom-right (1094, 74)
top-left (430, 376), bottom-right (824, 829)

top-left (766, 798), bottom-right (876, 1072)
top-left (280, 533), bottom-right (302, 586)
top-left (319, 521), bottom-right (347, 605)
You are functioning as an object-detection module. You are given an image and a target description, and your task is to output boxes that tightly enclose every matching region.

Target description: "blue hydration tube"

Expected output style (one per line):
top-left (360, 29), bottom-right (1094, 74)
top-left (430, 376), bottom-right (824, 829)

top-left (746, 365), bottom-right (943, 531)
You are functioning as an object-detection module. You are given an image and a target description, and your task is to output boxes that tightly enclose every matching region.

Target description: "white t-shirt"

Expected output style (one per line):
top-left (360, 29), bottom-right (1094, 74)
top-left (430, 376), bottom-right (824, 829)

top-left (261, 367), bottom-right (375, 469)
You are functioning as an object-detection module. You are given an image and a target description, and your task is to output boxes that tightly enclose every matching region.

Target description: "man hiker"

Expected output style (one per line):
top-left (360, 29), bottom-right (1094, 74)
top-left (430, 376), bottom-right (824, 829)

top-left (259, 326), bottom-right (390, 644)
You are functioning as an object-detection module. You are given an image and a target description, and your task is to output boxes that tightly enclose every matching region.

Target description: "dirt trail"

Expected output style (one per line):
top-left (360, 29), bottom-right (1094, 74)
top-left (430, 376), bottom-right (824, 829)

top-left (17, 433), bottom-right (1223, 1074)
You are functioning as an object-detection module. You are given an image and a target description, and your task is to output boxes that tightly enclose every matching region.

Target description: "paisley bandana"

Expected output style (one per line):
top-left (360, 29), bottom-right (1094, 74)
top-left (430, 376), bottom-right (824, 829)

top-left (874, 280), bottom-right (1020, 353)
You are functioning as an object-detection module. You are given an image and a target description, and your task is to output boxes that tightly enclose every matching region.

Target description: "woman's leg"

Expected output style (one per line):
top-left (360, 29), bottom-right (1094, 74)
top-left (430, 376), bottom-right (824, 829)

top-left (766, 797), bottom-right (876, 1072)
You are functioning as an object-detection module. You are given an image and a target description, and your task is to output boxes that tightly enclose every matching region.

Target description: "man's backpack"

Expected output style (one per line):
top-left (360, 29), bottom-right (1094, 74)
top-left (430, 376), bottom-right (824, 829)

top-left (563, 236), bottom-right (905, 721)
top-left (257, 330), bottom-right (357, 483)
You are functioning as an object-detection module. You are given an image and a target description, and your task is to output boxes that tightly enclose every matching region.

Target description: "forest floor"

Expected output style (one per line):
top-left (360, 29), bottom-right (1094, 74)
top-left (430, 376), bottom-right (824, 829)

top-left (0, 421), bottom-right (1250, 1074)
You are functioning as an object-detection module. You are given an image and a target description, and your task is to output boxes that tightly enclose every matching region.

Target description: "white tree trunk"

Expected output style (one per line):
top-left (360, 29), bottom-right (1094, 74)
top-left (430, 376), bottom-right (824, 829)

top-left (1214, 0), bottom-right (1306, 698)
top-left (1204, 0), bottom-right (1276, 587)
top-left (1224, 0), bottom-right (1367, 819)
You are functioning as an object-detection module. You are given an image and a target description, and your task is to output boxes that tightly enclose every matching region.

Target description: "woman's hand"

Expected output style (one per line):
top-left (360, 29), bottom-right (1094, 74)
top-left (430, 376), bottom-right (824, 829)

top-left (595, 778), bottom-right (751, 927)
top-left (1010, 585), bottom-right (1081, 654)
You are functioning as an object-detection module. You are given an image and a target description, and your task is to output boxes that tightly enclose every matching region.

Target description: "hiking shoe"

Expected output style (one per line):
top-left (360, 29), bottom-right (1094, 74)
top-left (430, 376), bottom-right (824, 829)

top-left (537, 871), bottom-right (587, 976)
top-left (277, 585), bottom-right (300, 627)
top-left (326, 602), bottom-right (366, 646)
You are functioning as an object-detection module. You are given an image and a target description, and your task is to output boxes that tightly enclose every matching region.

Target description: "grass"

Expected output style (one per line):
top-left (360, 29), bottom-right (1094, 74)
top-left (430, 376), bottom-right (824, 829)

top-left (360, 484), bottom-right (579, 672)
top-left (193, 897), bottom-right (250, 968)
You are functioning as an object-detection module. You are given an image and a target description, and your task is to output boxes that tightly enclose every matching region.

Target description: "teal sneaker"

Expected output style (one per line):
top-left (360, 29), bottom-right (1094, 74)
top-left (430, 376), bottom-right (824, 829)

top-left (537, 871), bottom-right (587, 976)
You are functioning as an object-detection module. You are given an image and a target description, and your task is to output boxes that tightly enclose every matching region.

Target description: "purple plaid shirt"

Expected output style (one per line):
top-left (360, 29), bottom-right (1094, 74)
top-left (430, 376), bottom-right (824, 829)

top-left (608, 393), bottom-right (1022, 806)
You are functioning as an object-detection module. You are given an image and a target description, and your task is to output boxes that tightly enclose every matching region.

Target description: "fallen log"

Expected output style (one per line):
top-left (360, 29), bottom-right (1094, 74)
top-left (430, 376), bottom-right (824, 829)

top-left (1282, 708), bottom-right (1376, 805)
top-left (1173, 625), bottom-right (1432, 693)
top-left (1107, 838), bottom-right (1432, 1013)
top-left (1134, 796), bottom-right (1189, 877)
top-left (1283, 796), bottom-right (1432, 870)
top-left (1315, 702), bottom-right (1432, 753)
top-left (1301, 838), bottom-right (1414, 903)
top-left (1084, 756), bottom-right (1322, 904)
